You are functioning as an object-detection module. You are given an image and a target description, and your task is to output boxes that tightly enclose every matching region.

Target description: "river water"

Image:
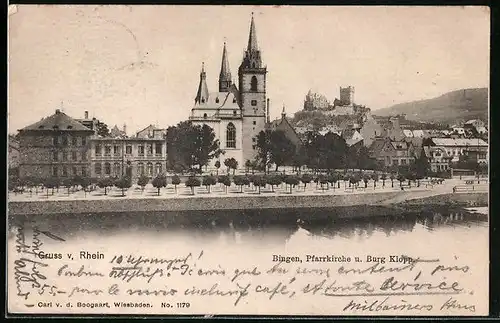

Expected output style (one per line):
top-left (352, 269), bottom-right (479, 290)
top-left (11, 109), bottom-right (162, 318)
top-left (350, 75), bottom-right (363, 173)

top-left (7, 205), bottom-right (489, 316)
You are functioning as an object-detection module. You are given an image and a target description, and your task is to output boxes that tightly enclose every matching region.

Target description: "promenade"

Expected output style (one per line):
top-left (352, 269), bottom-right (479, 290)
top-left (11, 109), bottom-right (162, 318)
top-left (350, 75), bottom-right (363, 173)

top-left (8, 176), bottom-right (488, 215)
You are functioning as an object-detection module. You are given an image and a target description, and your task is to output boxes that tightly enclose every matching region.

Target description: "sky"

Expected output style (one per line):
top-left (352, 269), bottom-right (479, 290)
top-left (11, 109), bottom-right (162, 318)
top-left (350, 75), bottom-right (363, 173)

top-left (8, 5), bottom-right (490, 135)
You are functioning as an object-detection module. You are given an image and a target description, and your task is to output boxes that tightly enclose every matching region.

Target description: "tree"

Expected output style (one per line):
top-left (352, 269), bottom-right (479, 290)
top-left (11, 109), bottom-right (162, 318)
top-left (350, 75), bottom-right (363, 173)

top-left (44, 177), bottom-right (60, 196)
top-left (362, 174), bottom-right (370, 188)
top-left (152, 175), bottom-right (167, 196)
top-left (96, 121), bottom-right (111, 137)
top-left (267, 175), bottom-right (282, 193)
top-left (328, 173), bottom-right (339, 190)
top-left (166, 121), bottom-right (223, 173)
top-left (255, 130), bottom-right (296, 172)
top-left (97, 177), bottom-right (113, 195)
top-left (171, 175), bottom-right (181, 193)
top-left (244, 160), bottom-right (252, 174)
top-left (319, 174), bottom-right (329, 191)
top-left (185, 176), bottom-right (201, 195)
top-left (300, 173), bottom-right (313, 191)
top-left (115, 176), bottom-right (132, 196)
top-left (252, 175), bottom-right (266, 194)
top-left (224, 158), bottom-right (238, 175)
top-left (233, 175), bottom-right (248, 193)
top-left (380, 173), bottom-right (387, 187)
top-left (137, 175), bottom-right (149, 193)
top-left (397, 174), bottom-right (406, 188)
top-left (214, 160), bottom-right (221, 175)
top-left (81, 177), bottom-right (91, 197)
top-left (218, 175), bottom-right (231, 193)
top-left (371, 173), bottom-right (379, 188)
top-left (62, 178), bottom-right (73, 195)
top-left (390, 173), bottom-right (396, 188)
top-left (285, 175), bottom-right (300, 194)
top-left (202, 175), bottom-right (217, 193)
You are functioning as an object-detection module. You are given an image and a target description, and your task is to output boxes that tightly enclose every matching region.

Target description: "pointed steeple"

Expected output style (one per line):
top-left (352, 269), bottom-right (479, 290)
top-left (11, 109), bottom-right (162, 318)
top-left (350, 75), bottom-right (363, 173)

top-left (195, 62), bottom-right (209, 104)
top-left (239, 13), bottom-right (263, 70)
top-left (282, 104), bottom-right (286, 119)
top-left (247, 12), bottom-right (258, 52)
top-left (219, 41), bottom-right (232, 92)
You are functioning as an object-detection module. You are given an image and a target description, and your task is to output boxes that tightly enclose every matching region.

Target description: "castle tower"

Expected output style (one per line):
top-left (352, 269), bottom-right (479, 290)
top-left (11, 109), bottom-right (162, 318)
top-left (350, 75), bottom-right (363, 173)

top-left (219, 42), bottom-right (232, 92)
top-left (238, 13), bottom-right (267, 163)
top-left (195, 62), bottom-right (209, 104)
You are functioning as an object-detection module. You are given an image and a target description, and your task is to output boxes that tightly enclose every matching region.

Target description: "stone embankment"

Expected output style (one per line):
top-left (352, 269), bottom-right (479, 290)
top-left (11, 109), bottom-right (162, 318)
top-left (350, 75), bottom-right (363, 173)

top-left (8, 190), bottom-right (488, 216)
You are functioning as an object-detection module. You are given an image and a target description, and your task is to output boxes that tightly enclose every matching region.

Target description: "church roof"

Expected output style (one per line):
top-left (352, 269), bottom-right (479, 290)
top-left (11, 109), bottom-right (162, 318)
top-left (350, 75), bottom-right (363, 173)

top-left (20, 109), bottom-right (93, 132)
top-left (193, 91), bottom-right (240, 111)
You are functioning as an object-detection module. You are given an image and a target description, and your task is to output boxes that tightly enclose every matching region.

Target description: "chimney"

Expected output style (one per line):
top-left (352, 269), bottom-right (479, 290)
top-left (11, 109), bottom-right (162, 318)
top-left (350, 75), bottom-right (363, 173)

top-left (84, 111), bottom-right (89, 119)
top-left (266, 98), bottom-right (270, 124)
top-left (123, 124), bottom-right (127, 135)
top-left (55, 109), bottom-right (61, 114)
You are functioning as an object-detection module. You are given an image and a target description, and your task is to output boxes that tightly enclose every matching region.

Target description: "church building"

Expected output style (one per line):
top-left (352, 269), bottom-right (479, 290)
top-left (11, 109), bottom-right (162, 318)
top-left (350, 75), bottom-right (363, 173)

top-left (189, 14), bottom-right (269, 168)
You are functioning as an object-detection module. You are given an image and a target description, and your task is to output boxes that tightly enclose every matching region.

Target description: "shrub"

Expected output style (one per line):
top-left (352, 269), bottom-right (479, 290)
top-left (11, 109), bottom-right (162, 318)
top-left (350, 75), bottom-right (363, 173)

top-left (252, 175), bottom-right (267, 194)
top-left (233, 175), bottom-right (248, 193)
top-left (217, 175), bottom-right (231, 193)
top-left (152, 175), bottom-right (167, 196)
top-left (97, 177), bottom-right (114, 195)
top-left (137, 175), bottom-right (149, 192)
top-left (185, 176), bottom-right (201, 195)
top-left (115, 176), bottom-right (132, 196)
top-left (202, 176), bottom-right (217, 193)
top-left (285, 175), bottom-right (300, 194)
top-left (267, 175), bottom-right (282, 192)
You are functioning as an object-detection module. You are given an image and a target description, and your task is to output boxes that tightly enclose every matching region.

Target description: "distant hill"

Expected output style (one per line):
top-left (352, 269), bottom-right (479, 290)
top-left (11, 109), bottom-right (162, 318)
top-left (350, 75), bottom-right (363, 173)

top-left (373, 88), bottom-right (488, 125)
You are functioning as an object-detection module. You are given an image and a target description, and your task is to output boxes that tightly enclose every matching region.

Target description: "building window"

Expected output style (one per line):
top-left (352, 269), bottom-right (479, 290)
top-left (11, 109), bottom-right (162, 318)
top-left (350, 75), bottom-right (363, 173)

top-left (215, 98), bottom-right (219, 103)
top-left (155, 163), bottom-right (162, 175)
top-left (52, 136), bottom-right (58, 146)
top-left (52, 166), bottom-right (58, 177)
top-left (62, 136), bottom-right (68, 146)
top-left (251, 100), bottom-right (257, 106)
top-left (82, 152), bottom-right (87, 161)
top-left (203, 113), bottom-right (207, 119)
top-left (104, 162), bottom-right (111, 175)
top-left (147, 163), bottom-right (153, 176)
top-left (138, 145), bottom-right (145, 156)
top-left (233, 98), bottom-right (237, 103)
top-left (72, 166), bottom-right (78, 176)
top-left (226, 123), bottom-right (236, 148)
top-left (72, 137), bottom-right (78, 146)
top-left (155, 143), bottom-right (162, 155)
top-left (393, 159), bottom-right (399, 166)
top-left (114, 145), bottom-right (120, 156)
top-left (104, 146), bottom-right (111, 156)
top-left (138, 162), bottom-right (144, 175)
top-left (253, 121), bottom-right (256, 125)
top-left (62, 166), bottom-right (68, 176)
top-left (95, 144), bottom-right (102, 156)
top-left (114, 163), bottom-right (121, 176)
top-left (233, 110), bottom-right (237, 116)
top-left (250, 76), bottom-right (258, 92)
top-left (126, 145), bottom-right (132, 155)
top-left (401, 159), bottom-right (407, 165)
top-left (53, 151), bottom-right (58, 161)
top-left (72, 151), bottom-right (77, 161)
top-left (147, 144), bottom-right (153, 155)
top-left (81, 167), bottom-right (87, 177)
top-left (81, 137), bottom-right (87, 146)
top-left (62, 152), bottom-right (68, 161)
top-left (95, 163), bottom-right (102, 175)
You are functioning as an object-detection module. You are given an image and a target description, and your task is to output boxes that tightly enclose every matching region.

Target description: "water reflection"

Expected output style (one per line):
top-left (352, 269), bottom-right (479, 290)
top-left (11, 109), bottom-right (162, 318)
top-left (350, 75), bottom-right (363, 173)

top-left (8, 206), bottom-right (488, 246)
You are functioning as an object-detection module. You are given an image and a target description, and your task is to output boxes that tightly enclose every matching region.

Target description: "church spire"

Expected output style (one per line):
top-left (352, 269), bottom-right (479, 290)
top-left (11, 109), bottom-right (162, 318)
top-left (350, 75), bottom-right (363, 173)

top-left (219, 41), bottom-right (232, 92)
top-left (239, 13), bottom-right (263, 70)
top-left (282, 104), bottom-right (286, 118)
top-left (247, 12), bottom-right (258, 52)
top-left (195, 62), bottom-right (209, 104)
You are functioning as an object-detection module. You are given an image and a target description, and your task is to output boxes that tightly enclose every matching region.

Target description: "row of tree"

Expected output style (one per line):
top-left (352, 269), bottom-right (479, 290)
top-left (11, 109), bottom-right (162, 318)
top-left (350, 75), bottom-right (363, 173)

top-left (10, 169), bottom-right (445, 198)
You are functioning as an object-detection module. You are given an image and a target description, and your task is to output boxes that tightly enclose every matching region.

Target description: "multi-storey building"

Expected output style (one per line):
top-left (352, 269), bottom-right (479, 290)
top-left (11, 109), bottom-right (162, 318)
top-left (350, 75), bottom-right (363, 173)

top-left (17, 109), bottom-right (95, 179)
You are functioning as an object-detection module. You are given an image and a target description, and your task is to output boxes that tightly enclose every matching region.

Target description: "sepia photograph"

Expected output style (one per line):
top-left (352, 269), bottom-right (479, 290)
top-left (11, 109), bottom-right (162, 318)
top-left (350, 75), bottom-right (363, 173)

top-left (7, 5), bottom-right (489, 317)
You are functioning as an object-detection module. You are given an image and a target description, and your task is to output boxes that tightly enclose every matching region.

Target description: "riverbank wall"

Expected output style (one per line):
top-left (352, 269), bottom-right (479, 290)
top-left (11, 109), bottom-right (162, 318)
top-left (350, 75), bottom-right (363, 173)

top-left (8, 191), bottom-right (488, 216)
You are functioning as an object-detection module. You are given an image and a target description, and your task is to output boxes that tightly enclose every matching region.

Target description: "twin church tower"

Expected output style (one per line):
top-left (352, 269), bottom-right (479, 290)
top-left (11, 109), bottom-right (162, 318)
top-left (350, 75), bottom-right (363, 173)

top-left (189, 14), bottom-right (269, 167)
